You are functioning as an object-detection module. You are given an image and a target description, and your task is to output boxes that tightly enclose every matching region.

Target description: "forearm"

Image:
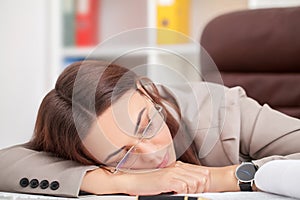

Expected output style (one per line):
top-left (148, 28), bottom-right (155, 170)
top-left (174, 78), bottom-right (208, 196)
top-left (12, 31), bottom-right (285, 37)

top-left (80, 162), bottom-right (212, 195)
top-left (81, 165), bottom-right (243, 195)
top-left (0, 145), bottom-right (98, 197)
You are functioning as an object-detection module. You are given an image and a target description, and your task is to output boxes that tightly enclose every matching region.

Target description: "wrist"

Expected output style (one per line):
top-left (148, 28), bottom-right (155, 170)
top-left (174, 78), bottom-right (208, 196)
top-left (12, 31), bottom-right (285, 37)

top-left (223, 165), bottom-right (240, 192)
top-left (81, 168), bottom-right (126, 195)
top-left (207, 165), bottom-right (240, 192)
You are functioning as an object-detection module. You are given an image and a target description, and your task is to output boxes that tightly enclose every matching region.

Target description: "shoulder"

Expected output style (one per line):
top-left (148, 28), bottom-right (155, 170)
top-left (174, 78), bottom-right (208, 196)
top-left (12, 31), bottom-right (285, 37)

top-left (158, 82), bottom-right (247, 110)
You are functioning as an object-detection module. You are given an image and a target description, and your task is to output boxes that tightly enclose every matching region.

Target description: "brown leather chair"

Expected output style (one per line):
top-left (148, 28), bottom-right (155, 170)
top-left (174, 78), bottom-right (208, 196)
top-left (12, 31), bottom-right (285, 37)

top-left (200, 6), bottom-right (300, 118)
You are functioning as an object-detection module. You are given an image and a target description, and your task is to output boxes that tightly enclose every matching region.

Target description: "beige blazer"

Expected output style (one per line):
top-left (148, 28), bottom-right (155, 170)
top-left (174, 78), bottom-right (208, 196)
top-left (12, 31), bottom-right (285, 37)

top-left (0, 82), bottom-right (299, 197)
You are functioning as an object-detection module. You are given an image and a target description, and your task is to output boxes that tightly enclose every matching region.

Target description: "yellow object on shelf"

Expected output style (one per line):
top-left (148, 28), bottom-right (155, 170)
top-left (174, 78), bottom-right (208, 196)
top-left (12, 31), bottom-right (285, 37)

top-left (156, 0), bottom-right (190, 44)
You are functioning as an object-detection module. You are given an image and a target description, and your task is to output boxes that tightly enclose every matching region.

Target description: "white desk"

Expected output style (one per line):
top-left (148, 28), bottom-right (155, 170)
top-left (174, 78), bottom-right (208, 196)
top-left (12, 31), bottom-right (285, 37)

top-left (0, 191), bottom-right (297, 200)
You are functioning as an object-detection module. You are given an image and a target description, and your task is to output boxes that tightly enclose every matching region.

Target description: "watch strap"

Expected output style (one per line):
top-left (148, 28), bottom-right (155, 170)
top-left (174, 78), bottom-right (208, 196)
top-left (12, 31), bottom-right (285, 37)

top-left (239, 181), bottom-right (253, 191)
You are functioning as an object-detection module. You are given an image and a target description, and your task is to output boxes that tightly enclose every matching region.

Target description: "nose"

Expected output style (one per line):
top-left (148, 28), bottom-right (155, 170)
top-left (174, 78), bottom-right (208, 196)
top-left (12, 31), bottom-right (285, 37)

top-left (135, 139), bottom-right (162, 154)
top-left (133, 139), bottom-right (167, 165)
top-left (128, 124), bottom-right (173, 169)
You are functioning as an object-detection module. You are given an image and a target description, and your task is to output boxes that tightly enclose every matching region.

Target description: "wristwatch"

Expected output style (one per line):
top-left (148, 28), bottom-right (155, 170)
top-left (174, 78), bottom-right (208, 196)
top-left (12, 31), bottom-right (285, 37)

top-left (235, 162), bottom-right (258, 191)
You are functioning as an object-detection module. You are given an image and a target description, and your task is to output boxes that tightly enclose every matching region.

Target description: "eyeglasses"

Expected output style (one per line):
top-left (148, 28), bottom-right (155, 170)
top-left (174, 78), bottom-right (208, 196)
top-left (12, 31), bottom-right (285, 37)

top-left (109, 99), bottom-right (166, 174)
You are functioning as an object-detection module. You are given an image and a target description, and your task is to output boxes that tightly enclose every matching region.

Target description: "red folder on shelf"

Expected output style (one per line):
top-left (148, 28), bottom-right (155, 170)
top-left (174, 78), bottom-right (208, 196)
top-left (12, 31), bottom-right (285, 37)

top-left (75, 0), bottom-right (99, 47)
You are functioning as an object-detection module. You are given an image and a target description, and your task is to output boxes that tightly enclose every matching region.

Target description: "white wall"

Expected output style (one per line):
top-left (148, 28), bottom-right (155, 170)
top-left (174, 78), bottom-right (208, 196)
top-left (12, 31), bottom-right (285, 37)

top-left (0, 0), bottom-right (48, 148)
top-left (249, 0), bottom-right (300, 9)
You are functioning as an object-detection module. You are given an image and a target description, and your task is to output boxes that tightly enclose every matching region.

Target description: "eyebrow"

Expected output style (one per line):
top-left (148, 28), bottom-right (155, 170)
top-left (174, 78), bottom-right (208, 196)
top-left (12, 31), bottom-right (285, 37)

top-left (103, 107), bottom-right (146, 164)
top-left (134, 107), bottom-right (146, 135)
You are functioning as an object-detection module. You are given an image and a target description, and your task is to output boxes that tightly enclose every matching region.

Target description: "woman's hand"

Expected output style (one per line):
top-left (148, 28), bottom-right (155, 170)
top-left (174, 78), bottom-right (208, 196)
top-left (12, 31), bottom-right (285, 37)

top-left (116, 161), bottom-right (211, 195)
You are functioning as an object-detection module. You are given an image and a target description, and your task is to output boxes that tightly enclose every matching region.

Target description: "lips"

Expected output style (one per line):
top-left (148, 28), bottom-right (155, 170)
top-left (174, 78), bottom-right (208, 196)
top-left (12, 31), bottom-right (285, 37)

top-left (157, 151), bottom-right (169, 168)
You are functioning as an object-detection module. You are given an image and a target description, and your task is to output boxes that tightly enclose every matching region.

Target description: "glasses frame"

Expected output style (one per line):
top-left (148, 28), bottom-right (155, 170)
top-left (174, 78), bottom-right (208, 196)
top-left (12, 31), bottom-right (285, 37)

top-left (108, 92), bottom-right (165, 174)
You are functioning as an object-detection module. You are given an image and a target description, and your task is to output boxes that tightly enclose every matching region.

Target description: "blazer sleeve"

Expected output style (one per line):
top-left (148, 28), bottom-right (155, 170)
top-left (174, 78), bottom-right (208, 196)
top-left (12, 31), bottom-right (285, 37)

top-left (238, 92), bottom-right (300, 168)
top-left (0, 145), bottom-right (98, 197)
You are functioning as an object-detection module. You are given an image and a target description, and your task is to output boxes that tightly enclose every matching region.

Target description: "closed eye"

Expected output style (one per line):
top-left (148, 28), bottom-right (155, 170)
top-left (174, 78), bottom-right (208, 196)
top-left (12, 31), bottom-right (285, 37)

top-left (136, 109), bottom-right (151, 137)
top-left (103, 145), bottom-right (130, 165)
top-left (106, 147), bottom-right (133, 166)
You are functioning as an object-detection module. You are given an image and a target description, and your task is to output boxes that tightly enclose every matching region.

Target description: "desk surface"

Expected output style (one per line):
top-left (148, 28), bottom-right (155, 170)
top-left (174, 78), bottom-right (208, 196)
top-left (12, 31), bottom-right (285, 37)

top-left (0, 191), bottom-right (297, 200)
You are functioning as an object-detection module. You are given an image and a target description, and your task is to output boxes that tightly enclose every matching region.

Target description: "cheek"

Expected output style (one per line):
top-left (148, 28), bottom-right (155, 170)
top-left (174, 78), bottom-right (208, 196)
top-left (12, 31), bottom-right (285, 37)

top-left (154, 122), bottom-right (173, 147)
top-left (154, 123), bottom-right (177, 164)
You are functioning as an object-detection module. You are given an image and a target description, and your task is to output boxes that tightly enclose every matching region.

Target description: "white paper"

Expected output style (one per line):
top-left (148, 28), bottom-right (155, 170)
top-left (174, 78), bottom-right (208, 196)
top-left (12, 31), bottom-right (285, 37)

top-left (255, 160), bottom-right (300, 199)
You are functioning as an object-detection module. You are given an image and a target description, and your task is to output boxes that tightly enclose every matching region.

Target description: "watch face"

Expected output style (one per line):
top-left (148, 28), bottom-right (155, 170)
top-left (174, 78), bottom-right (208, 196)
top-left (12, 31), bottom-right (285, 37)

top-left (236, 163), bottom-right (257, 182)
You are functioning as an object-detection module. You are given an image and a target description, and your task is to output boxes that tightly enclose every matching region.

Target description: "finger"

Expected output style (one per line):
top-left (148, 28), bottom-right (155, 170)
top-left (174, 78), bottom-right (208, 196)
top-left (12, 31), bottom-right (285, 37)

top-left (175, 161), bottom-right (210, 187)
top-left (167, 169), bottom-right (204, 193)
top-left (196, 176), bottom-right (208, 193)
top-left (167, 178), bottom-right (189, 194)
top-left (174, 162), bottom-right (210, 193)
top-left (176, 161), bottom-right (210, 176)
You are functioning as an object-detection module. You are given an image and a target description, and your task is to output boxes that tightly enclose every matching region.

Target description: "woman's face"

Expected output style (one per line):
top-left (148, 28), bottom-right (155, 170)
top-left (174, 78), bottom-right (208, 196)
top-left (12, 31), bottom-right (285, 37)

top-left (83, 89), bottom-right (176, 171)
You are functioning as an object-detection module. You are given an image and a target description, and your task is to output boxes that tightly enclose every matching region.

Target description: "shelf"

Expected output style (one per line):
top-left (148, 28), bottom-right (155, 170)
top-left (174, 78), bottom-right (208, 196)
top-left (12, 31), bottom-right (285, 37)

top-left (62, 43), bottom-right (200, 58)
top-left (50, 0), bottom-right (201, 87)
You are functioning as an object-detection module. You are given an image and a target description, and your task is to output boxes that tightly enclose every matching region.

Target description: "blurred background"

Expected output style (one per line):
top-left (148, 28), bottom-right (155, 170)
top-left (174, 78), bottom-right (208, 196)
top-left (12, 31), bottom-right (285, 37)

top-left (1, 0), bottom-right (299, 148)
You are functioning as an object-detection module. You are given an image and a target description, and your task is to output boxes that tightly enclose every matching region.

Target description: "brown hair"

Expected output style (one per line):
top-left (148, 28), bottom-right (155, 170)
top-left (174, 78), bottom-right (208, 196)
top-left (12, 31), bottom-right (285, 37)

top-left (28, 60), bottom-right (200, 166)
